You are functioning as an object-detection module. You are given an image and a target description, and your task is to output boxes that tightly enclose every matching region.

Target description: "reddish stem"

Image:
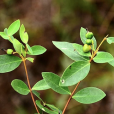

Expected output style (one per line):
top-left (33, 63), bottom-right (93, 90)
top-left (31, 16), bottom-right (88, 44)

top-left (62, 81), bottom-right (81, 114)
top-left (23, 59), bottom-right (40, 114)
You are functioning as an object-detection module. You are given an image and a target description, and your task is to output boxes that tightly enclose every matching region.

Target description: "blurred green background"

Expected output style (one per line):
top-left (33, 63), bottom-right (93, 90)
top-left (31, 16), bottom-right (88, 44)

top-left (0, 0), bottom-right (114, 114)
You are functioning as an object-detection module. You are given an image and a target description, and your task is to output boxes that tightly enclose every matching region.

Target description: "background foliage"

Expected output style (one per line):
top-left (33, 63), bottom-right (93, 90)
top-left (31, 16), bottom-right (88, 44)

top-left (0, 0), bottom-right (114, 114)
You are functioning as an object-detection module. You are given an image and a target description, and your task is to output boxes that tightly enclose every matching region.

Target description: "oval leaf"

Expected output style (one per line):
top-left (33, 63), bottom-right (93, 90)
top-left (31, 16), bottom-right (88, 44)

top-left (42, 72), bottom-right (71, 94)
top-left (36, 100), bottom-right (57, 114)
top-left (20, 24), bottom-right (25, 38)
top-left (32, 91), bottom-right (43, 102)
top-left (4, 28), bottom-right (8, 35)
top-left (0, 54), bottom-right (22, 73)
top-left (21, 46), bottom-right (26, 57)
top-left (13, 39), bottom-right (23, 54)
top-left (59, 61), bottom-right (90, 86)
top-left (26, 57), bottom-right (34, 63)
top-left (10, 35), bottom-right (15, 41)
top-left (11, 79), bottom-right (30, 95)
top-left (0, 32), bottom-right (9, 40)
top-left (80, 27), bottom-right (87, 44)
top-left (92, 36), bottom-right (97, 50)
top-left (20, 24), bottom-right (28, 44)
top-left (23, 32), bottom-right (29, 43)
top-left (32, 79), bottom-right (50, 90)
top-left (93, 51), bottom-right (113, 63)
top-left (8, 20), bottom-right (20, 36)
top-left (46, 104), bottom-right (62, 114)
top-left (27, 45), bottom-right (46, 55)
top-left (72, 87), bottom-right (106, 104)
top-left (108, 59), bottom-right (114, 67)
top-left (73, 43), bottom-right (91, 57)
top-left (106, 37), bottom-right (114, 44)
top-left (52, 41), bottom-right (89, 61)
top-left (26, 44), bottom-right (33, 54)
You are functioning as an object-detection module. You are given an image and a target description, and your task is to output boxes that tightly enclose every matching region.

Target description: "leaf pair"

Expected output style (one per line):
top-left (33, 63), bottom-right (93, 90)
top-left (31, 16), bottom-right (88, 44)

top-left (11, 78), bottom-right (52, 96)
top-left (53, 38), bottom-right (114, 64)
top-left (11, 79), bottom-right (62, 114)
top-left (0, 45), bottom-right (47, 73)
top-left (0, 20), bottom-right (20, 41)
top-left (41, 61), bottom-right (90, 92)
top-left (42, 72), bottom-right (106, 104)
top-left (0, 20), bottom-right (32, 56)
top-left (19, 24), bottom-right (33, 54)
top-left (0, 20), bottom-right (28, 43)
top-left (11, 79), bottom-right (50, 95)
top-left (36, 100), bottom-right (62, 114)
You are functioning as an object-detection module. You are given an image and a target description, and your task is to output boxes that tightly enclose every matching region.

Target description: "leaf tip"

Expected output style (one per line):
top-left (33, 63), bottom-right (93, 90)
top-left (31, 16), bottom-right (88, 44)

top-left (52, 41), bottom-right (56, 44)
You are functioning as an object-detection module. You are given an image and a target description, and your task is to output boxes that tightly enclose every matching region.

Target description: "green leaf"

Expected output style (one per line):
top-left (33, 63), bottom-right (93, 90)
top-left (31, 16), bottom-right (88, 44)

top-left (8, 19), bottom-right (20, 36)
top-left (13, 39), bottom-right (23, 54)
top-left (80, 27), bottom-right (97, 50)
top-left (32, 90), bottom-right (43, 102)
top-left (32, 90), bottom-right (40, 97)
top-left (26, 57), bottom-right (34, 63)
top-left (36, 100), bottom-right (58, 114)
top-left (59, 61), bottom-right (90, 86)
top-left (0, 54), bottom-right (22, 73)
top-left (0, 28), bottom-right (14, 42)
top-left (42, 72), bottom-right (71, 94)
top-left (93, 51), bottom-right (113, 63)
top-left (26, 44), bottom-right (33, 54)
top-left (46, 104), bottom-right (62, 114)
top-left (11, 79), bottom-right (30, 95)
top-left (73, 43), bottom-right (91, 57)
top-left (10, 35), bottom-right (15, 41)
top-left (27, 45), bottom-right (46, 55)
top-left (108, 59), bottom-right (114, 67)
top-left (20, 24), bottom-right (29, 44)
top-left (23, 32), bottom-right (29, 43)
top-left (21, 46), bottom-right (26, 57)
top-left (32, 79), bottom-right (50, 90)
top-left (106, 37), bottom-right (114, 44)
top-left (72, 87), bottom-right (106, 104)
top-left (52, 41), bottom-right (89, 61)
top-left (0, 32), bottom-right (9, 40)
top-left (4, 28), bottom-right (8, 35)
top-left (20, 24), bottom-right (25, 38)
top-left (80, 27), bottom-right (87, 44)
top-left (92, 36), bottom-right (97, 50)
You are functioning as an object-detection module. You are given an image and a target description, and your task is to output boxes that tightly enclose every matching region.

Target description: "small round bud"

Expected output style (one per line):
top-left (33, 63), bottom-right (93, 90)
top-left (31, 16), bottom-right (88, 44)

top-left (7, 49), bottom-right (13, 55)
top-left (83, 44), bottom-right (91, 53)
top-left (86, 32), bottom-right (93, 39)
top-left (86, 39), bottom-right (93, 45)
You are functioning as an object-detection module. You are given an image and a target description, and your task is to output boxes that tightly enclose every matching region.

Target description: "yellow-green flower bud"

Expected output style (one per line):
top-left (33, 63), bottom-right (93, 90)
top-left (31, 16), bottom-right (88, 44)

top-left (86, 39), bottom-right (93, 45)
top-left (86, 32), bottom-right (93, 39)
top-left (83, 44), bottom-right (91, 53)
top-left (7, 49), bottom-right (13, 55)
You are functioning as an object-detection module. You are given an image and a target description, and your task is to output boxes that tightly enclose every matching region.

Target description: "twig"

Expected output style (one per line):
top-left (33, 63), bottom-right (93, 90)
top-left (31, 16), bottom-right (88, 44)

top-left (23, 58), bottom-right (40, 114)
top-left (62, 81), bottom-right (81, 114)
